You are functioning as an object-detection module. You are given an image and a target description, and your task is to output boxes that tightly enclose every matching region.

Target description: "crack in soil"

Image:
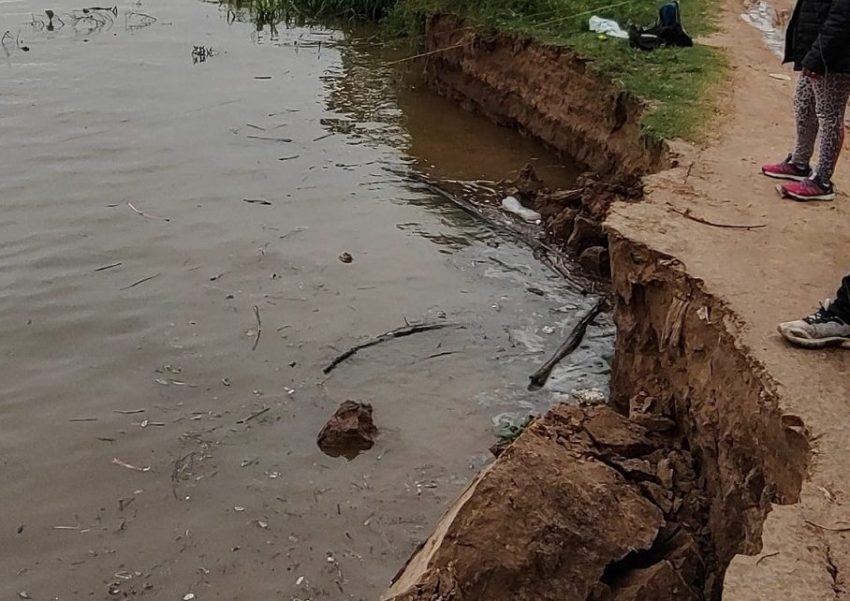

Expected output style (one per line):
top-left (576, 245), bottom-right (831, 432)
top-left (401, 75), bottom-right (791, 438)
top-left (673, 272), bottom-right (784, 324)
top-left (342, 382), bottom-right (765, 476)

top-left (825, 544), bottom-right (843, 598)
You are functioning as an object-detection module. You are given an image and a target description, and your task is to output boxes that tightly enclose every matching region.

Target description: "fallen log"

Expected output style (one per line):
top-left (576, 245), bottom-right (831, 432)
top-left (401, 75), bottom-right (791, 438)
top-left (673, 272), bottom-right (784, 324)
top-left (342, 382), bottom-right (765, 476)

top-left (528, 298), bottom-right (606, 390)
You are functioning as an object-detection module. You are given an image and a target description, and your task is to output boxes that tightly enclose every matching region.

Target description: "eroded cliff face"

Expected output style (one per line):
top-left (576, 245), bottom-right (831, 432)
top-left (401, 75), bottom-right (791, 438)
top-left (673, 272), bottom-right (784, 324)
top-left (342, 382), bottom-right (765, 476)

top-left (383, 404), bottom-right (715, 601)
top-left (381, 234), bottom-right (813, 601)
top-left (423, 14), bottom-right (668, 178)
top-left (606, 233), bottom-right (812, 589)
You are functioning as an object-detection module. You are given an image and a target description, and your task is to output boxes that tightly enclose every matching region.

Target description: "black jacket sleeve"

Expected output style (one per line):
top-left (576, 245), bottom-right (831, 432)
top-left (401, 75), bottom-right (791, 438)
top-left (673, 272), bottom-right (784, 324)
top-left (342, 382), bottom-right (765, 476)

top-left (802, 0), bottom-right (850, 73)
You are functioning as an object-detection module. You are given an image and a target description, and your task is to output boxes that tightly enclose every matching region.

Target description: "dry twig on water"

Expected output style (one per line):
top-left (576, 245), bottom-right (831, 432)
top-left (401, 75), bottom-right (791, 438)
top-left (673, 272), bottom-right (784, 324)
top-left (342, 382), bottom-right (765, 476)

top-left (322, 321), bottom-right (461, 375)
top-left (112, 458), bottom-right (151, 472)
top-left (251, 305), bottom-right (262, 351)
top-left (128, 202), bottom-right (171, 222)
top-left (236, 407), bottom-right (270, 425)
top-left (121, 273), bottom-right (160, 290)
top-left (528, 298), bottom-right (606, 390)
top-left (95, 262), bottom-right (122, 272)
top-left (246, 135), bottom-right (292, 142)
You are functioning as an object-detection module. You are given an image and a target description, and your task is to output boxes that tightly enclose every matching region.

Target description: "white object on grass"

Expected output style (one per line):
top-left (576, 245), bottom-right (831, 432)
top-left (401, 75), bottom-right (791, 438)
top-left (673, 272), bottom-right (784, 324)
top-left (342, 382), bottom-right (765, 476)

top-left (589, 16), bottom-right (629, 39)
top-left (501, 196), bottom-right (541, 223)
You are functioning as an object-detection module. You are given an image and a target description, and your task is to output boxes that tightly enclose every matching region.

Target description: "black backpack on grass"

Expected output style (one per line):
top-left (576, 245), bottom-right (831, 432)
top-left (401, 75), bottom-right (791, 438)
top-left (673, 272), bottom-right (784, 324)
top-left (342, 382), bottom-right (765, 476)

top-left (628, 1), bottom-right (693, 51)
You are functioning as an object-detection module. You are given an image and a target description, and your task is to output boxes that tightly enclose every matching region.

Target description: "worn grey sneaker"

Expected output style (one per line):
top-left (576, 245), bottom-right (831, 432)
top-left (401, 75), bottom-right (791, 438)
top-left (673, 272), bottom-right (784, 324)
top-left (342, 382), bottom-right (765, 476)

top-left (778, 301), bottom-right (850, 349)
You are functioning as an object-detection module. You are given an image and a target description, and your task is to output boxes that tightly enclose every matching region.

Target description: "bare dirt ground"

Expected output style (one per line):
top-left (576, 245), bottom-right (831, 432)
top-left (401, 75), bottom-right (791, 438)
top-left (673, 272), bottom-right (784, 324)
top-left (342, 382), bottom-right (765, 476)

top-left (607, 0), bottom-right (850, 597)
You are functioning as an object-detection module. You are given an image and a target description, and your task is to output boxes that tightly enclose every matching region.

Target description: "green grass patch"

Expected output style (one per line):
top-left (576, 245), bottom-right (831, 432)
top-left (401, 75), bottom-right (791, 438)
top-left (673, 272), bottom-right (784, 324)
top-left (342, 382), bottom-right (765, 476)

top-left (216, 0), bottom-right (728, 140)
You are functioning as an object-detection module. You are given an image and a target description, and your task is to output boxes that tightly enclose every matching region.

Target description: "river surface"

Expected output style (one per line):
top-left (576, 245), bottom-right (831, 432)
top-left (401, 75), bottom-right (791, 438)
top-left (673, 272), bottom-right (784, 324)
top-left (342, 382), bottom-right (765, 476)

top-left (0, 1), bottom-right (613, 598)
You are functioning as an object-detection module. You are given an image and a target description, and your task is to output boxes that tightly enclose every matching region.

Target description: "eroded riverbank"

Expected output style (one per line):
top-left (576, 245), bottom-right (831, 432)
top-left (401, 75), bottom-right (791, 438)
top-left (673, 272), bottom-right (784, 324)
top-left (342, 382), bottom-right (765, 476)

top-left (382, 5), bottom-right (844, 601)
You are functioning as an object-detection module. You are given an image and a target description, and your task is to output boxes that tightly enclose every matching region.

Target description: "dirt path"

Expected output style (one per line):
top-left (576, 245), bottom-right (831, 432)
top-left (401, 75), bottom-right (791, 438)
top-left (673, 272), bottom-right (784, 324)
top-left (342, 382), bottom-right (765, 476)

top-left (607, 1), bottom-right (850, 597)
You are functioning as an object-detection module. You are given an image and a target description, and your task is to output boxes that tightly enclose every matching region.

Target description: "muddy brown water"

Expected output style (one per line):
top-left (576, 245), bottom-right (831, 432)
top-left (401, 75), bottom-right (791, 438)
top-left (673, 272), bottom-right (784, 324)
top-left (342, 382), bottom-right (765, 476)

top-left (1, 2), bottom-right (612, 598)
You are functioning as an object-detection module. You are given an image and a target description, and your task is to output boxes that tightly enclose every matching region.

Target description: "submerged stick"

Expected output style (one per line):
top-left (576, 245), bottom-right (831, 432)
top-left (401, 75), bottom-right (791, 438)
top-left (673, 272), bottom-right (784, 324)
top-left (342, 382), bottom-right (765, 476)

top-left (251, 305), bottom-right (262, 351)
top-left (405, 172), bottom-right (585, 287)
top-left (323, 322), bottom-right (461, 375)
top-left (666, 203), bottom-right (766, 230)
top-left (236, 406), bottom-right (270, 425)
top-left (528, 298), bottom-right (606, 391)
top-left (112, 458), bottom-right (151, 472)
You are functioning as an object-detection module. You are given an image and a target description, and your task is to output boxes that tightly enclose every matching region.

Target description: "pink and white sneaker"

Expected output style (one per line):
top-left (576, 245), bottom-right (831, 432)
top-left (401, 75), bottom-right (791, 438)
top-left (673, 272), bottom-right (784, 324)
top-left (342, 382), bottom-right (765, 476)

top-left (779, 176), bottom-right (835, 201)
top-left (762, 155), bottom-right (812, 181)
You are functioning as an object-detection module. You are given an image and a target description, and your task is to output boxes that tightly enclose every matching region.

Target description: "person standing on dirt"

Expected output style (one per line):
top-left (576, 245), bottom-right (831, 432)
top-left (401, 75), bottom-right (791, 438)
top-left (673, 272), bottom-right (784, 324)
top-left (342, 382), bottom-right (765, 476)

top-left (761, 0), bottom-right (850, 201)
top-left (779, 274), bottom-right (850, 347)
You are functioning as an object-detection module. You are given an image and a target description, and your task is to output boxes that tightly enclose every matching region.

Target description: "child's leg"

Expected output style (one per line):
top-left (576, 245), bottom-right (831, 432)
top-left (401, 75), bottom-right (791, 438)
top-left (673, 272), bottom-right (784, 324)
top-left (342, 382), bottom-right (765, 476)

top-left (813, 74), bottom-right (850, 182)
top-left (791, 75), bottom-right (818, 168)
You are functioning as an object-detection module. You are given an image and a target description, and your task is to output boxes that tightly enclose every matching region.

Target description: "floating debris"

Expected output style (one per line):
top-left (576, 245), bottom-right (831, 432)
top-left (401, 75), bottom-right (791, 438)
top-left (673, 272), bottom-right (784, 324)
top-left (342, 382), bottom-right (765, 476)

top-left (95, 262), bottom-right (122, 272)
top-left (121, 273), bottom-right (160, 291)
top-left (501, 196), bottom-right (541, 223)
top-left (236, 407), bottom-right (269, 425)
top-left (125, 11), bottom-right (157, 32)
top-left (112, 458), bottom-right (151, 472)
top-left (192, 45), bottom-right (215, 64)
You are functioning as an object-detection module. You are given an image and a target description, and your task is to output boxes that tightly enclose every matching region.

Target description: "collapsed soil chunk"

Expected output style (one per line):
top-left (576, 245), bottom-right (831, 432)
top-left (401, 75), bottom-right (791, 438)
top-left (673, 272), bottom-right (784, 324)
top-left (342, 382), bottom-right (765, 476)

top-left (316, 401), bottom-right (378, 460)
top-left (384, 404), bottom-right (714, 601)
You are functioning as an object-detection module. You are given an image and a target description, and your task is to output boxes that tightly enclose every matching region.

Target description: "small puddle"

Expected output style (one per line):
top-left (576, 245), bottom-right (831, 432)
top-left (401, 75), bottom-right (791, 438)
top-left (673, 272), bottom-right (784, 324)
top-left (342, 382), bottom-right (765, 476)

top-left (0, 1), bottom-right (611, 598)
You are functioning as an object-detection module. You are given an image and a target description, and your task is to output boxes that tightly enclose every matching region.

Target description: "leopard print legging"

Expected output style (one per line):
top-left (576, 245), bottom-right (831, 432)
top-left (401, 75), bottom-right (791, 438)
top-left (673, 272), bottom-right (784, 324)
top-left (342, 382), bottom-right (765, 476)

top-left (791, 73), bottom-right (850, 182)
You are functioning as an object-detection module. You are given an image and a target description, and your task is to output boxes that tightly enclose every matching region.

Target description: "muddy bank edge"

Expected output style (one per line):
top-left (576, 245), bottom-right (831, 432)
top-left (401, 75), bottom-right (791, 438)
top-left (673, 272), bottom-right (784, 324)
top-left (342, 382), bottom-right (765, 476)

top-left (382, 12), bottom-right (824, 601)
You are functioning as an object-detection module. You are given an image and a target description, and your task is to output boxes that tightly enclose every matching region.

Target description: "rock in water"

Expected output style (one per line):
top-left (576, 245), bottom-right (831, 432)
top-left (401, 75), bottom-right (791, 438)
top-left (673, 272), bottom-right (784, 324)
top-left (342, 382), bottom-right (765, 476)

top-left (317, 401), bottom-right (378, 459)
